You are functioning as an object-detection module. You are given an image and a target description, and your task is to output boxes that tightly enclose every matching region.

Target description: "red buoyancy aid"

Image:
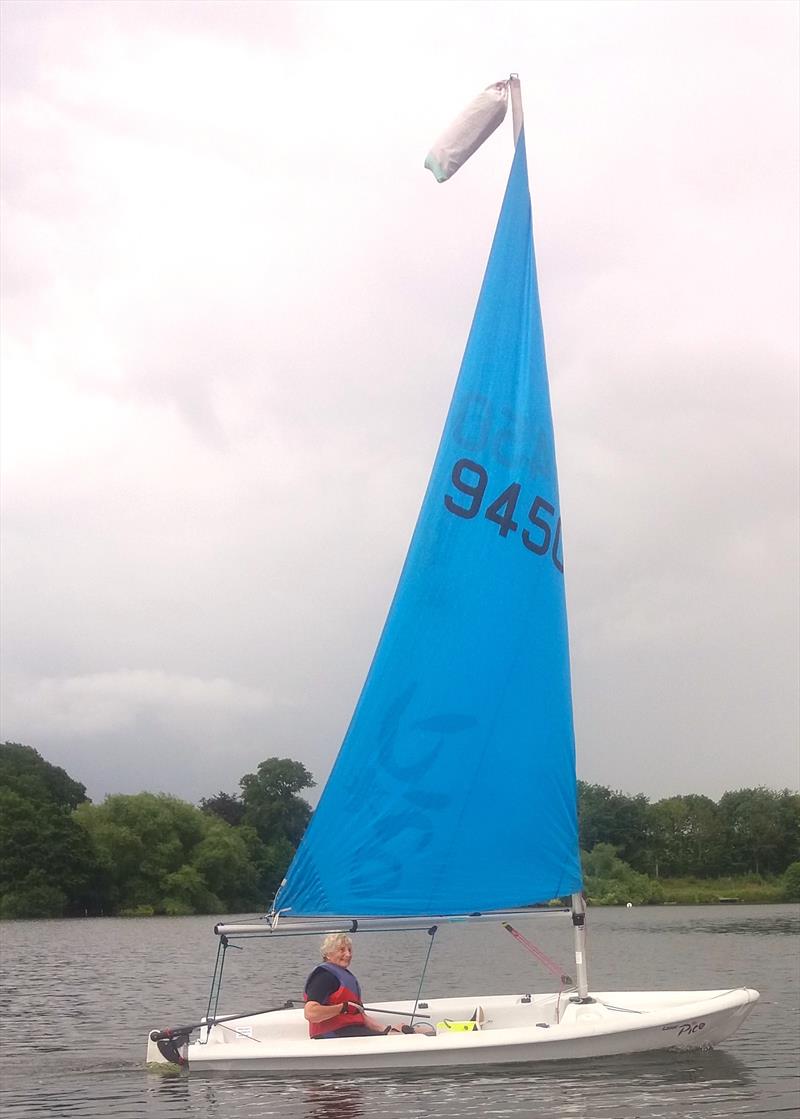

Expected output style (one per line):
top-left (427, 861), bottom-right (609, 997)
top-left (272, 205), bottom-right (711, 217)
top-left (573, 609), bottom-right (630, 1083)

top-left (304, 965), bottom-right (367, 1037)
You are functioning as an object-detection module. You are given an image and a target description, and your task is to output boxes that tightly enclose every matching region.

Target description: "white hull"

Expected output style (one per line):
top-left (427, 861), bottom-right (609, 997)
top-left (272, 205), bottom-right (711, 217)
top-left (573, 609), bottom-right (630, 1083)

top-left (147, 987), bottom-right (758, 1072)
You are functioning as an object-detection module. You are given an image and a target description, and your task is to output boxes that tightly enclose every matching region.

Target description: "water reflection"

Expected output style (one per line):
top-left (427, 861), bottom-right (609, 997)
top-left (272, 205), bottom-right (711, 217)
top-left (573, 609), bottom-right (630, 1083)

top-left (360, 1046), bottom-right (756, 1094)
top-left (303, 1081), bottom-right (364, 1119)
top-left (0, 1047), bottom-right (778, 1119)
top-left (689, 915), bottom-right (799, 937)
top-left (632, 912), bottom-right (799, 938)
top-left (170, 1048), bottom-right (757, 1119)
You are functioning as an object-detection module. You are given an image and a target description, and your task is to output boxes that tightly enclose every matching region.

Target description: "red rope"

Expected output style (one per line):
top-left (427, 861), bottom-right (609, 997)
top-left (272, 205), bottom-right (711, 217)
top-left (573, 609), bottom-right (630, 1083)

top-left (502, 922), bottom-right (572, 983)
top-left (502, 922), bottom-right (575, 1024)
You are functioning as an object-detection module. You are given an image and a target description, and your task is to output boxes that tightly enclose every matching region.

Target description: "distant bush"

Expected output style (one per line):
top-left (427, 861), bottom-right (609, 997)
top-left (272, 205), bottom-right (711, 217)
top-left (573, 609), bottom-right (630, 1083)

top-left (582, 844), bottom-right (664, 905)
top-left (781, 862), bottom-right (800, 902)
top-left (0, 870), bottom-right (68, 919)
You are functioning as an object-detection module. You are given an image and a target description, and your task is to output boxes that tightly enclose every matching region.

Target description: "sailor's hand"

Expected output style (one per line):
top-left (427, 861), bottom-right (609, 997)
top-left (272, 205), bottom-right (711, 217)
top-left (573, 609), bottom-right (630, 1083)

top-left (341, 1001), bottom-right (359, 1015)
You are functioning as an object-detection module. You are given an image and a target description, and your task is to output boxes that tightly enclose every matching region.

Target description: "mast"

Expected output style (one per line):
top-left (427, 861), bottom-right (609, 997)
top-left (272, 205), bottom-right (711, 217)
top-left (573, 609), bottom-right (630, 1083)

top-left (509, 74), bottom-right (523, 144)
top-left (511, 68), bottom-right (588, 1004)
top-left (512, 72), bottom-right (588, 1002)
top-left (571, 892), bottom-right (592, 1001)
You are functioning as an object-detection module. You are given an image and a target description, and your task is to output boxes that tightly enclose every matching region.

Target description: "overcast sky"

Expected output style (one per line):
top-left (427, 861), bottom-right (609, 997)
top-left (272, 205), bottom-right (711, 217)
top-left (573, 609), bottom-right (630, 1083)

top-left (1, 0), bottom-right (798, 808)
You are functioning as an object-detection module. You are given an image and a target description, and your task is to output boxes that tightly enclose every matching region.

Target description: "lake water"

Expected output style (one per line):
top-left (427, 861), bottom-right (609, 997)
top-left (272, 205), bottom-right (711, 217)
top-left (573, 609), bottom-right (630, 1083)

top-left (0, 905), bottom-right (797, 1118)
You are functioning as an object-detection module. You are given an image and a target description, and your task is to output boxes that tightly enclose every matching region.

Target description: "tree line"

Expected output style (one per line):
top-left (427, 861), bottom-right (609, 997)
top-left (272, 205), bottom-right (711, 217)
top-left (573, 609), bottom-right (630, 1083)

top-left (577, 781), bottom-right (799, 879)
top-left (0, 742), bottom-right (314, 919)
top-left (0, 742), bottom-right (797, 918)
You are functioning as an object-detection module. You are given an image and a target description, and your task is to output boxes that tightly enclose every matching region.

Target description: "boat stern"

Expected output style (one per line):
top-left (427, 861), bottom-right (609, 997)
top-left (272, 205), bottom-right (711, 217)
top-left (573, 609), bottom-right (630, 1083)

top-left (146, 1027), bottom-right (190, 1070)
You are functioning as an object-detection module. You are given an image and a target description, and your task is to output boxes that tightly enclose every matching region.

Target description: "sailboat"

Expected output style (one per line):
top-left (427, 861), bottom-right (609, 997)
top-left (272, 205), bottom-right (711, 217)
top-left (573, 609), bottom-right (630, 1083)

top-left (146, 78), bottom-right (757, 1072)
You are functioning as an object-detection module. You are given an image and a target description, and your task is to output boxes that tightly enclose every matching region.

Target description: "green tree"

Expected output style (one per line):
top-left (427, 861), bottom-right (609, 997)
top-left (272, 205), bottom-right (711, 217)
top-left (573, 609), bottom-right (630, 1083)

top-left (200, 791), bottom-right (246, 827)
top-left (581, 843), bottom-right (663, 906)
top-left (74, 792), bottom-right (261, 915)
top-left (240, 757), bottom-right (315, 847)
top-left (578, 782), bottom-right (653, 871)
top-left (237, 758), bottom-right (315, 903)
top-left (774, 791), bottom-right (800, 872)
top-left (161, 865), bottom-right (220, 916)
top-left (0, 743), bottom-right (324, 917)
top-left (781, 861), bottom-right (800, 901)
top-left (0, 742), bottom-right (88, 810)
top-left (649, 794), bottom-right (724, 878)
top-left (0, 744), bottom-right (99, 918)
top-left (0, 787), bottom-right (99, 918)
top-left (718, 788), bottom-right (800, 876)
top-left (191, 817), bottom-right (260, 908)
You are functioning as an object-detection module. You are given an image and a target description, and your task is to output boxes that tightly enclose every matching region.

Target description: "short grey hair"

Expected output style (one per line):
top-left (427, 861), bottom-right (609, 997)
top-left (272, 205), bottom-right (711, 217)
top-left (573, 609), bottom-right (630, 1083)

top-left (320, 932), bottom-right (352, 960)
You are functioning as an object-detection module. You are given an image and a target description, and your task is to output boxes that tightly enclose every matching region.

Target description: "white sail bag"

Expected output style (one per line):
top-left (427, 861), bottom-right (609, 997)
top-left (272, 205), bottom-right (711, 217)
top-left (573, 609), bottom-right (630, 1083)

top-left (424, 81), bottom-right (510, 183)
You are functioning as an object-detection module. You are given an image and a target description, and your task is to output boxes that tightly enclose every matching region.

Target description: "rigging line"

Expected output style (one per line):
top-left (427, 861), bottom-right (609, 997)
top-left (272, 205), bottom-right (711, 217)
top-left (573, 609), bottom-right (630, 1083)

top-left (204, 936), bottom-right (225, 1026)
top-left (410, 925), bottom-right (438, 1026)
top-left (502, 922), bottom-right (562, 972)
top-left (502, 922), bottom-right (573, 984)
top-left (502, 921), bottom-right (575, 1025)
top-left (206, 936), bottom-right (243, 1027)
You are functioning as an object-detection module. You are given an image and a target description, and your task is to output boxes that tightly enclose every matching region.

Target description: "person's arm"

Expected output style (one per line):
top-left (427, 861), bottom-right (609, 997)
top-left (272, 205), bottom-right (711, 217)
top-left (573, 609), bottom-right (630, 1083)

top-left (303, 999), bottom-right (350, 1025)
top-left (303, 995), bottom-right (382, 1028)
top-left (303, 999), bottom-right (395, 1033)
top-left (303, 968), bottom-right (345, 1025)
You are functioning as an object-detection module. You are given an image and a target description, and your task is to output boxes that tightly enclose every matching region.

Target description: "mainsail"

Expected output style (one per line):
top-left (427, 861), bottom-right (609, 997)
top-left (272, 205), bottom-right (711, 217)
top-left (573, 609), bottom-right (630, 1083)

top-left (274, 131), bottom-right (583, 918)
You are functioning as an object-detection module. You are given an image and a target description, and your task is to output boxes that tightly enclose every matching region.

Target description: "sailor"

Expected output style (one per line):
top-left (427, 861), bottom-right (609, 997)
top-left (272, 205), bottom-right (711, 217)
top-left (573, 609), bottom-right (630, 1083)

top-left (303, 933), bottom-right (418, 1038)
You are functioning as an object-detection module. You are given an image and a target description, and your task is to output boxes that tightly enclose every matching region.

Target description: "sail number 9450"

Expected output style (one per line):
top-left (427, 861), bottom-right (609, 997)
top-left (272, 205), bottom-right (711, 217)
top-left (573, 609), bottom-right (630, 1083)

top-left (444, 458), bottom-right (563, 573)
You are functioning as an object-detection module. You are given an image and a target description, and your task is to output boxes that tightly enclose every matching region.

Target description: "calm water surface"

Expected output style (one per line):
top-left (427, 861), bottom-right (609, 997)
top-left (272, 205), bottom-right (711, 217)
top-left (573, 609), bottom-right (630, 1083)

top-left (1, 905), bottom-right (797, 1118)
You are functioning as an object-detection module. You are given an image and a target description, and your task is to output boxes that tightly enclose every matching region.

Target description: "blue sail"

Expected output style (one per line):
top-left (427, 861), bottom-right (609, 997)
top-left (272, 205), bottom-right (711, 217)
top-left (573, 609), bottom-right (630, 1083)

top-left (275, 133), bottom-right (583, 917)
